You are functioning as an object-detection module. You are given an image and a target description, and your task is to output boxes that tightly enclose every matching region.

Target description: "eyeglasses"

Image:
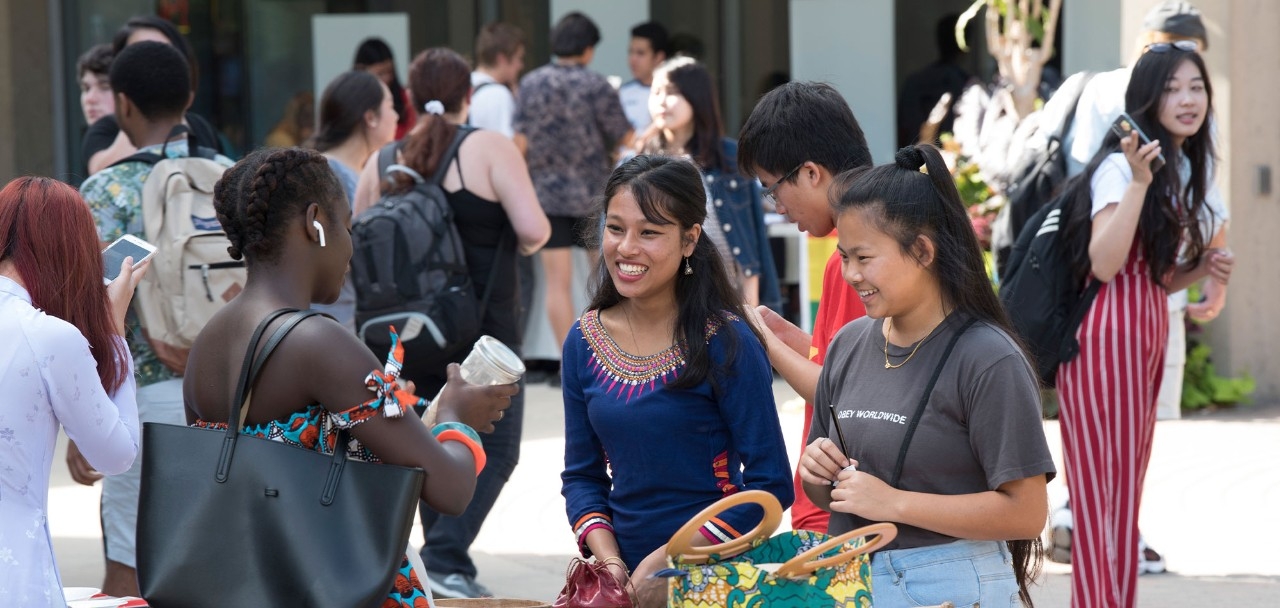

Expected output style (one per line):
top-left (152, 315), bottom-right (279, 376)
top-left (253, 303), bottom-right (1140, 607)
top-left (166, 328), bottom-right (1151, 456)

top-left (1145, 40), bottom-right (1200, 53)
top-left (762, 163), bottom-right (804, 206)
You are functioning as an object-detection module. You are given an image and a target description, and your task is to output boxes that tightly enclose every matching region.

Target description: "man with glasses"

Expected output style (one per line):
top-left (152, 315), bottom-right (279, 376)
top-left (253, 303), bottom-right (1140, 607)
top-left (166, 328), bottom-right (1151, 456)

top-left (1045, 0), bottom-right (1225, 576)
top-left (737, 82), bottom-right (873, 534)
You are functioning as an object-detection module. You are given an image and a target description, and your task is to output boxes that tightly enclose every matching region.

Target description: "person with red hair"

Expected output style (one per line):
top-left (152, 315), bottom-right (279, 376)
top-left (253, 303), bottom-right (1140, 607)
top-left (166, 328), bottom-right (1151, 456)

top-left (0, 176), bottom-right (149, 606)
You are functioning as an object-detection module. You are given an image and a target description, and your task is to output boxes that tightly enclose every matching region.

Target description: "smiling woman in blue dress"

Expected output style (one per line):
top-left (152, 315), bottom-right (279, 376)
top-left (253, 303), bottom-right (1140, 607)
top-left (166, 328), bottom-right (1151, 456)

top-left (560, 155), bottom-right (793, 589)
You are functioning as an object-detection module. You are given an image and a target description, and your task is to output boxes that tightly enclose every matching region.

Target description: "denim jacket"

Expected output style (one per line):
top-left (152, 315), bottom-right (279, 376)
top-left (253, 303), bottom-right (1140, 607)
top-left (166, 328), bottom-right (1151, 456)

top-left (703, 139), bottom-right (782, 313)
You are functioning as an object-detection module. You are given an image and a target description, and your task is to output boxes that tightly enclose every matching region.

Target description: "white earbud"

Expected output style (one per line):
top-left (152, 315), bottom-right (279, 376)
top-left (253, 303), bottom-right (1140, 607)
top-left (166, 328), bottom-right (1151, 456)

top-left (312, 220), bottom-right (326, 248)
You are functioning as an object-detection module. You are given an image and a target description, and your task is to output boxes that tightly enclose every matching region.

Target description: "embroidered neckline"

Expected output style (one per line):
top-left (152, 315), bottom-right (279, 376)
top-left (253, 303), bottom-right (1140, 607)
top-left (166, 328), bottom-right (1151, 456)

top-left (579, 309), bottom-right (734, 402)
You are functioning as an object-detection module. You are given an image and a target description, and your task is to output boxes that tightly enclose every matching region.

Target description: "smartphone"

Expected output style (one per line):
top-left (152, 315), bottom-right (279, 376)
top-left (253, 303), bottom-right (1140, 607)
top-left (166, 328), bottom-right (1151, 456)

top-left (1110, 112), bottom-right (1167, 174)
top-left (102, 234), bottom-right (157, 284)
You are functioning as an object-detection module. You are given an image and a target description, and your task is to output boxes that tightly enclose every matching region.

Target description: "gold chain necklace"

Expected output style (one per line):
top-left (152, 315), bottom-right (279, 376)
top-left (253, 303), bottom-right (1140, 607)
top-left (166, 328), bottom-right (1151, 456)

top-left (883, 317), bottom-right (938, 369)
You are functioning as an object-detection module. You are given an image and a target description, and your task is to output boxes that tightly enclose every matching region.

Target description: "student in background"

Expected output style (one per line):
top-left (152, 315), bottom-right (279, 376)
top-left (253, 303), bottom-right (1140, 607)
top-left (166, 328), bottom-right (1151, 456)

top-left (470, 22), bottom-right (525, 138)
top-left (78, 41), bottom-right (236, 597)
top-left (308, 70), bottom-right (398, 330)
top-left (355, 47), bottom-right (549, 599)
top-left (83, 15), bottom-right (225, 174)
top-left (619, 21), bottom-right (669, 133)
top-left (635, 56), bottom-right (779, 310)
top-left (354, 37), bottom-right (417, 141)
top-left (77, 44), bottom-right (114, 128)
top-left (514, 12), bottom-right (632, 385)
top-left (736, 82), bottom-right (873, 534)
top-left (1055, 46), bottom-right (1229, 608)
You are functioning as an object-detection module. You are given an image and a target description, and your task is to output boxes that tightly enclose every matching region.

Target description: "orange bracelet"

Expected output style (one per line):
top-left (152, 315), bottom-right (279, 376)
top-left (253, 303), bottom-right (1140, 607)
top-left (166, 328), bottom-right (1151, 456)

top-left (435, 429), bottom-right (486, 475)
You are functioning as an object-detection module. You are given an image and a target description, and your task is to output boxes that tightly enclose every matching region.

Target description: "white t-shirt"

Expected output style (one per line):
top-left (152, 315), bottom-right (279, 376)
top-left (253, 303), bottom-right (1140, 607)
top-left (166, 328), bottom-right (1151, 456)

top-left (1066, 67), bottom-right (1132, 178)
top-left (469, 71), bottom-right (516, 138)
top-left (618, 79), bottom-right (652, 133)
top-left (1090, 152), bottom-right (1229, 308)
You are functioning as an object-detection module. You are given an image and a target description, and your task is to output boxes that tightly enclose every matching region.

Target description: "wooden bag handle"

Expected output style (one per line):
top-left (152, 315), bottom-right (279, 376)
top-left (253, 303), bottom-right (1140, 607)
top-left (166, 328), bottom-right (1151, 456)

top-left (773, 522), bottom-right (898, 578)
top-left (665, 490), bottom-right (783, 564)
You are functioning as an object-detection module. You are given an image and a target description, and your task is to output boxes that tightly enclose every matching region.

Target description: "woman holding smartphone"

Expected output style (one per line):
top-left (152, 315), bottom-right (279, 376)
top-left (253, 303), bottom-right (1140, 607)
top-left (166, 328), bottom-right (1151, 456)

top-left (1056, 45), bottom-right (1231, 608)
top-left (0, 177), bottom-right (148, 606)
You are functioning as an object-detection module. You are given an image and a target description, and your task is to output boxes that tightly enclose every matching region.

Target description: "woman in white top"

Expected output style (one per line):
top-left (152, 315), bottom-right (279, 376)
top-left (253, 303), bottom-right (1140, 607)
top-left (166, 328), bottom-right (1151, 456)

top-left (0, 177), bottom-right (148, 606)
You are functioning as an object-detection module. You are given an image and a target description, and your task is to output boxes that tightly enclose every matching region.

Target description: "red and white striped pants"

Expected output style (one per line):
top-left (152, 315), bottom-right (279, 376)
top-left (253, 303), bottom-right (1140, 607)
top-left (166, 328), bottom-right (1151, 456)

top-left (1057, 251), bottom-right (1168, 608)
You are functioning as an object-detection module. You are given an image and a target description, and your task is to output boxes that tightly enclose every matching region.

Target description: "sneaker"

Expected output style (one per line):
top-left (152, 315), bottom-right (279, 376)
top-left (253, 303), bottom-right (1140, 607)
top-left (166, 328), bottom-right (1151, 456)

top-left (1045, 504), bottom-right (1072, 564)
top-left (425, 571), bottom-right (494, 599)
top-left (1138, 538), bottom-right (1167, 575)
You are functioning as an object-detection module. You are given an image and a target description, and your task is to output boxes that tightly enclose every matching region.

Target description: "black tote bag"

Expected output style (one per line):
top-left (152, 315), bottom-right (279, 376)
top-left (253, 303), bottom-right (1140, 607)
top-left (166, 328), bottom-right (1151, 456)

top-left (137, 309), bottom-right (425, 607)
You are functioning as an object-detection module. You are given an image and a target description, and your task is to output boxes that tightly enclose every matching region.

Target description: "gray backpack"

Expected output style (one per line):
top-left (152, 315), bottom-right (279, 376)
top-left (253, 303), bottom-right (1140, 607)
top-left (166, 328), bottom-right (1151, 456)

top-left (350, 127), bottom-right (492, 378)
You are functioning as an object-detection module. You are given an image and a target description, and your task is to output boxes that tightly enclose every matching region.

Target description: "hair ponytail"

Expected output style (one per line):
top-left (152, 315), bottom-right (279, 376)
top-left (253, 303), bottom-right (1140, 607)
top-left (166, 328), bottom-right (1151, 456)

top-left (391, 48), bottom-right (470, 194)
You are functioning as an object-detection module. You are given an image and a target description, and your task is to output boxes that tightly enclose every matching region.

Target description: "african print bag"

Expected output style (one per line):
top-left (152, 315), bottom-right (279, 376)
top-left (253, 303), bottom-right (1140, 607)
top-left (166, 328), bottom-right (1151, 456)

top-left (662, 490), bottom-right (896, 608)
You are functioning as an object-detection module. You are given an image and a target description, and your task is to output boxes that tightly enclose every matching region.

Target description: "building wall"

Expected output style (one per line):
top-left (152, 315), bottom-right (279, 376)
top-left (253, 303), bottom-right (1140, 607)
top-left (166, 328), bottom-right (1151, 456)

top-left (790, 0), bottom-right (896, 163)
top-left (1119, 0), bottom-right (1280, 399)
top-left (0, 1), bottom-right (55, 182)
top-left (1203, 0), bottom-right (1280, 398)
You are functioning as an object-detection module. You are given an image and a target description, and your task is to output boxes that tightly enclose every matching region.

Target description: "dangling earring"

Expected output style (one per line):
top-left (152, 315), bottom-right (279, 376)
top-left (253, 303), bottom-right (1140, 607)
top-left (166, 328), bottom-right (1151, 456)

top-left (312, 220), bottom-right (327, 248)
top-left (683, 256), bottom-right (693, 276)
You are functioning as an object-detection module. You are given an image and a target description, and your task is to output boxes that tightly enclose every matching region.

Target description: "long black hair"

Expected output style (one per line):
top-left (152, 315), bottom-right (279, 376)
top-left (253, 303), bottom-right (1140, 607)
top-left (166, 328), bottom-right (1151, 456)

top-left (1061, 48), bottom-right (1216, 287)
top-left (353, 38), bottom-right (408, 133)
top-left (641, 57), bottom-right (728, 172)
top-left (311, 70), bottom-right (384, 153)
top-left (833, 144), bottom-right (1042, 607)
top-left (587, 155), bottom-right (765, 390)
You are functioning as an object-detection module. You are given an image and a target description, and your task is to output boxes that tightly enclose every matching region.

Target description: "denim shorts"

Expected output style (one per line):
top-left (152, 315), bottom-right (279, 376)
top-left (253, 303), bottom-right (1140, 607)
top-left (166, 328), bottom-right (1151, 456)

top-left (870, 539), bottom-right (1020, 608)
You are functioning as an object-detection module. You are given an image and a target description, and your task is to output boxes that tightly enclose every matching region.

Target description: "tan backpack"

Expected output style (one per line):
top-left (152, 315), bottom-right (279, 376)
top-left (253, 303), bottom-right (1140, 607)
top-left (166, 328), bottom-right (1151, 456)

top-left (127, 143), bottom-right (244, 375)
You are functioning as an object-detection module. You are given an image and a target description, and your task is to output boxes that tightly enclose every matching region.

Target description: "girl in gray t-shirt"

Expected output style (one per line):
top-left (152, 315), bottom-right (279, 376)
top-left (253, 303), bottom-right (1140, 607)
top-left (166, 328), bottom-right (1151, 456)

top-left (798, 144), bottom-right (1056, 608)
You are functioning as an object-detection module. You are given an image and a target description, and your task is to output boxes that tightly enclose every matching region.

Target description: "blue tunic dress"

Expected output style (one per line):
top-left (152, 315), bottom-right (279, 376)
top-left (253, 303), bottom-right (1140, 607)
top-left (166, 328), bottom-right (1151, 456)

top-left (560, 310), bottom-right (794, 570)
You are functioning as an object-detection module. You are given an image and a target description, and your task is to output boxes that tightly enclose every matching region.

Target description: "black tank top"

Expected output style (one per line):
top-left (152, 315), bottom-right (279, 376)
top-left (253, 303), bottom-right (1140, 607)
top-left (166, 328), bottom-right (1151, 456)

top-left (445, 150), bottom-right (520, 351)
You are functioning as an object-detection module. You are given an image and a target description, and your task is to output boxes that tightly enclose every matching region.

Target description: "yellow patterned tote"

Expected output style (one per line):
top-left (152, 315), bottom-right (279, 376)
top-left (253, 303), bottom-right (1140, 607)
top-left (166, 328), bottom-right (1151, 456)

top-left (661, 490), bottom-right (896, 608)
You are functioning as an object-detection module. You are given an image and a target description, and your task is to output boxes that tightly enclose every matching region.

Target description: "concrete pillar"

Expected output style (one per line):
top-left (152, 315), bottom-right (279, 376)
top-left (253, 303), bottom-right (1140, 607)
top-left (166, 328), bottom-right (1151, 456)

top-left (789, 0), bottom-right (895, 163)
top-left (1120, 0), bottom-right (1280, 400)
top-left (1063, 0), bottom-right (1123, 74)
top-left (0, 1), bottom-right (56, 182)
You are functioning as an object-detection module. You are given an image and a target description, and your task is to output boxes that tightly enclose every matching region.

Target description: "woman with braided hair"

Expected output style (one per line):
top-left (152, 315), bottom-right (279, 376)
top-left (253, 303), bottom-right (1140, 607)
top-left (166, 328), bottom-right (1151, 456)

top-left (183, 147), bottom-right (516, 606)
top-left (354, 47), bottom-right (549, 599)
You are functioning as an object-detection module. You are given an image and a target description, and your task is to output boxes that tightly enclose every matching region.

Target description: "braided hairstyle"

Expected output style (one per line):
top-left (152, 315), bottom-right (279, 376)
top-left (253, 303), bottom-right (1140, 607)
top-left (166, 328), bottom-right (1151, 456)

top-left (213, 147), bottom-right (343, 263)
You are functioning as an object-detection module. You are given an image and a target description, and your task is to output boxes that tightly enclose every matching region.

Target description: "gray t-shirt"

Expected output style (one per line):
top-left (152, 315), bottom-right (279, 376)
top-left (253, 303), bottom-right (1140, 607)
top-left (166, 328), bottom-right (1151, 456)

top-left (810, 313), bottom-right (1056, 550)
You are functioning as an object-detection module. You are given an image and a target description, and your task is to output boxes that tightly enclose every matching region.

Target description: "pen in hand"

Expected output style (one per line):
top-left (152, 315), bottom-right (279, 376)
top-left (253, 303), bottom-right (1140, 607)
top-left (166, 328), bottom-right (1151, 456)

top-left (828, 404), bottom-right (855, 486)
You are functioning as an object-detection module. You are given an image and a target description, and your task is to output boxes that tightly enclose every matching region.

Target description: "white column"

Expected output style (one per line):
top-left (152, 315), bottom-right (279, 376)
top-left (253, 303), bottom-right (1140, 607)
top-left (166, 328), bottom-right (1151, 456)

top-left (1063, 0), bottom-right (1124, 74)
top-left (789, 0), bottom-right (896, 163)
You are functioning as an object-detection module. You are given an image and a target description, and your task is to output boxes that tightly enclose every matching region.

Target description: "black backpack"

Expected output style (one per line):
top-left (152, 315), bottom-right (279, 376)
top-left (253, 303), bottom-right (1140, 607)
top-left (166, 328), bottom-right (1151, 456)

top-left (351, 127), bottom-right (499, 380)
top-left (993, 72), bottom-right (1094, 278)
top-left (998, 188), bottom-right (1101, 387)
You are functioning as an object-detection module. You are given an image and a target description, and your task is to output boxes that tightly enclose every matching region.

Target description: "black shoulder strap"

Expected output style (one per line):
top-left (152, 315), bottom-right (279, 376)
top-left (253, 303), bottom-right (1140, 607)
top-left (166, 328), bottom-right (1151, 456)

top-left (376, 141), bottom-right (402, 180)
top-left (889, 316), bottom-right (979, 488)
top-left (475, 230), bottom-right (511, 320)
top-left (227, 309), bottom-right (322, 428)
top-left (428, 125), bottom-right (477, 185)
top-left (108, 151), bottom-right (164, 169)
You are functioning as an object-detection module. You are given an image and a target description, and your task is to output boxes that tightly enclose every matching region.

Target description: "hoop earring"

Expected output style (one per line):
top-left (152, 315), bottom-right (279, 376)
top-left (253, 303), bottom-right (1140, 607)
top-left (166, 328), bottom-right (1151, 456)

top-left (683, 256), bottom-right (693, 276)
top-left (312, 220), bottom-right (327, 248)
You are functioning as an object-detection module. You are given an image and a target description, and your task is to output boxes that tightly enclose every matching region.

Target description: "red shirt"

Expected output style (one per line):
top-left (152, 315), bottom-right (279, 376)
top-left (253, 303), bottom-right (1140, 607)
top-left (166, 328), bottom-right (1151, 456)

top-left (791, 250), bottom-right (867, 533)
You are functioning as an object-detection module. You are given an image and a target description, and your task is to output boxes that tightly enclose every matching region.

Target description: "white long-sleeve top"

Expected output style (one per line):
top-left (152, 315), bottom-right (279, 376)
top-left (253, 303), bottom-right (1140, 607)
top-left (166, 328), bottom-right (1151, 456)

top-left (0, 276), bottom-right (139, 607)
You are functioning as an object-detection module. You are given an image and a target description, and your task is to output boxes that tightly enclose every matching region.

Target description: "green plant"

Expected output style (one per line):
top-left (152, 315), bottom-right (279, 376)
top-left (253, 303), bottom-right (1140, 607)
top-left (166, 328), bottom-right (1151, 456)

top-left (1182, 341), bottom-right (1256, 409)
